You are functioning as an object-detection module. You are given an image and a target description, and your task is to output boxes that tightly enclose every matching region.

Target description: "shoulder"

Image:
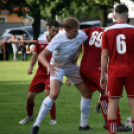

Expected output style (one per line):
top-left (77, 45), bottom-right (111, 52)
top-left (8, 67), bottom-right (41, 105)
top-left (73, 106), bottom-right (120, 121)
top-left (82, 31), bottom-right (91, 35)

top-left (105, 24), bottom-right (134, 32)
top-left (38, 36), bottom-right (49, 44)
top-left (77, 30), bottom-right (87, 37)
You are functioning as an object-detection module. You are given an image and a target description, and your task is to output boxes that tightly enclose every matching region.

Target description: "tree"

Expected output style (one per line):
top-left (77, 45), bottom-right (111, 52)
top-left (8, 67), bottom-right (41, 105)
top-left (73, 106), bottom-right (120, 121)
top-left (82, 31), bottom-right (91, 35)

top-left (0, 0), bottom-right (55, 40)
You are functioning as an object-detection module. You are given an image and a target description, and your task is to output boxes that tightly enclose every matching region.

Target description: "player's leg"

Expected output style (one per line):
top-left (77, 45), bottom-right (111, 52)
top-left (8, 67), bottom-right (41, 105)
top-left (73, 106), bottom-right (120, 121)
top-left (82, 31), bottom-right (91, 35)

top-left (75, 82), bottom-right (93, 130)
top-left (128, 97), bottom-right (134, 134)
top-left (71, 66), bottom-right (92, 130)
top-left (98, 90), bottom-right (108, 129)
top-left (32, 80), bottom-right (61, 127)
top-left (19, 92), bottom-right (36, 124)
top-left (94, 94), bottom-right (101, 113)
top-left (31, 68), bottom-right (64, 134)
top-left (125, 76), bottom-right (134, 133)
top-left (45, 89), bottom-right (57, 125)
top-left (19, 74), bottom-right (46, 125)
top-left (106, 77), bottom-right (128, 134)
top-left (107, 97), bottom-right (119, 134)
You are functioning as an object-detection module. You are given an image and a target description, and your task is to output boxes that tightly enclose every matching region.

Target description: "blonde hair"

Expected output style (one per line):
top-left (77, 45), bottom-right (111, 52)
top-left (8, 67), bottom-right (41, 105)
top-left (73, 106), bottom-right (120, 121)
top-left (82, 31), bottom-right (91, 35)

top-left (63, 17), bottom-right (79, 30)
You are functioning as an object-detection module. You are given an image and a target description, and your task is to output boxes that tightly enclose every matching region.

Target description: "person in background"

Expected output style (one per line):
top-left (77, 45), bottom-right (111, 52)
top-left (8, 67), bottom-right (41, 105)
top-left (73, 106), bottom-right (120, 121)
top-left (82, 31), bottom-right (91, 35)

top-left (19, 35), bottom-right (27, 61)
top-left (43, 25), bottom-right (49, 37)
top-left (7, 34), bottom-right (19, 61)
top-left (19, 20), bottom-right (60, 125)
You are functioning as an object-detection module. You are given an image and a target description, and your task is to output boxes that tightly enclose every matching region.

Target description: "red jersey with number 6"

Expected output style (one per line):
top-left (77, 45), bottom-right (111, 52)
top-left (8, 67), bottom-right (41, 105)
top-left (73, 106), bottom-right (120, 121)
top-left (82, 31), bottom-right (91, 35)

top-left (81, 27), bottom-right (104, 68)
top-left (101, 23), bottom-right (134, 78)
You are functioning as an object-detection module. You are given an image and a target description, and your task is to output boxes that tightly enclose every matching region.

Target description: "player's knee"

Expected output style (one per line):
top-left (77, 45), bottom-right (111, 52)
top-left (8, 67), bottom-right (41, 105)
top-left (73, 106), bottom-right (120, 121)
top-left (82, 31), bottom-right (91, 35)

top-left (82, 92), bottom-right (92, 98)
top-left (49, 93), bottom-right (58, 100)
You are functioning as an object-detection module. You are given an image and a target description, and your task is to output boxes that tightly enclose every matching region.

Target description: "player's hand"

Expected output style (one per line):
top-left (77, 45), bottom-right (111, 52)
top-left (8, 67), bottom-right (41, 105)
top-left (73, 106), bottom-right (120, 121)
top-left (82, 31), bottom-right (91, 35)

top-left (47, 64), bottom-right (58, 76)
top-left (100, 75), bottom-right (107, 89)
top-left (27, 68), bottom-right (33, 75)
top-left (65, 78), bottom-right (71, 87)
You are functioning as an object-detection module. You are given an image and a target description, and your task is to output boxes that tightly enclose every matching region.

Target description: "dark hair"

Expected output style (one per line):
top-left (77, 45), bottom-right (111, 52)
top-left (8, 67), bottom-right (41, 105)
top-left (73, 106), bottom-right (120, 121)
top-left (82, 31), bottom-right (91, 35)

top-left (63, 17), bottom-right (79, 30)
top-left (48, 20), bottom-right (60, 28)
top-left (115, 4), bottom-right (128, 14)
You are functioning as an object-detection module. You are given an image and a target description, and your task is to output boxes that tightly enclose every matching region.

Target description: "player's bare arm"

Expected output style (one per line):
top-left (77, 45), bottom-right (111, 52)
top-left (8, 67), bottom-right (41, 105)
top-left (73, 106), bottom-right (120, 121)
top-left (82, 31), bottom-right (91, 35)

top-left (38, 48), bottom-right (58, 76)
top-left (100, 49), bottom-right (108, 89)
top-left (27, 52), bottom-right (38, 75)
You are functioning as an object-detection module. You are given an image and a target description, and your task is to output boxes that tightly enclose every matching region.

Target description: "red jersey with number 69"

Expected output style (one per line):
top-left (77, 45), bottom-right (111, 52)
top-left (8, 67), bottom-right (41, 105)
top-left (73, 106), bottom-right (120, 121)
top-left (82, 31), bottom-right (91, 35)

top-left (34, 36), bottom-right (52, 75)
top-left (101, 23), bottom-right (134, 78)
top-left (81, 27), bottom-right (104, 68)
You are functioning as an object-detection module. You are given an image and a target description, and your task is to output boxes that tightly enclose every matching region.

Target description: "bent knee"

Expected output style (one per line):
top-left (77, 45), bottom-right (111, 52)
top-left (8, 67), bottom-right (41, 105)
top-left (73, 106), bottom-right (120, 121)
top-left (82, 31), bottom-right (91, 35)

top-left (82, 92), bottom-right (92, 98)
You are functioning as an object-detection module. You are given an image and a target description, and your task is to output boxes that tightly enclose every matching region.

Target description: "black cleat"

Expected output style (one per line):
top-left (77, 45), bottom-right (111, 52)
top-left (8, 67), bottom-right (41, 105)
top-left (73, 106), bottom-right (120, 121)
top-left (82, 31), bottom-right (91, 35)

top-left (103, 121), bottom-right (108, 130)
top-left (116, 124), bottom-right (132, 132)
top-left (31, 126), bottom-right (39, 134)
top-left (79, 125), bottom-right (93, 130)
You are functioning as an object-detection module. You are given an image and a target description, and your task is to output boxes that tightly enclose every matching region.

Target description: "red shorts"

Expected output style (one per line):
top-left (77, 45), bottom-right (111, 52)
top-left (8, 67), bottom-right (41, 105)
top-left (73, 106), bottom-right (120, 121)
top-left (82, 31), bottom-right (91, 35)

top-left (106, 76), bottom-right (134, 98)
top-left (28, 72), bottom-right (50, 93)
top-left (80, 66), bottom-right (105, 93)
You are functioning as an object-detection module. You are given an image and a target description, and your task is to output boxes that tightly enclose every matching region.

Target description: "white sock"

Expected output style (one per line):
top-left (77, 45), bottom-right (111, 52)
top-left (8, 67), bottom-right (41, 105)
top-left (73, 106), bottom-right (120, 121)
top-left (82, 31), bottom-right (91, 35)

top-left (80, 97), bottom-right (91, 127)
top-left (33, 96), bottom-right (54, 127)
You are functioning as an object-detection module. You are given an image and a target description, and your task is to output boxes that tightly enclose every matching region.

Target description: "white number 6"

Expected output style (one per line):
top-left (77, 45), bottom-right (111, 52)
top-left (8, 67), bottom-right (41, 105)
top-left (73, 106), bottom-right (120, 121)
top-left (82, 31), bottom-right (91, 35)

top-left (116, 34), bottom-right (126, 54)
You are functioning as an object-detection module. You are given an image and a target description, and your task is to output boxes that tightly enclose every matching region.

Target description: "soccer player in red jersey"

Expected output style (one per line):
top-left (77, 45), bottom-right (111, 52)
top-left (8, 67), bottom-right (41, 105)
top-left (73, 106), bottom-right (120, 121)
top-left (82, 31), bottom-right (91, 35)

top-left (100, 4), bottom-right (134, 134)
top-left (19, 20), bottom-right (60, 125)
top-left (80, 25), bottom-right (131, 131)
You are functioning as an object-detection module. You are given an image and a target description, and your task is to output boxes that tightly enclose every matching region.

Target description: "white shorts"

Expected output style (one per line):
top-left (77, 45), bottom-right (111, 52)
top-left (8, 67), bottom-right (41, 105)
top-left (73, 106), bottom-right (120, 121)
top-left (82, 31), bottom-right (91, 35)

top-left (50, 64), bottom-right (83, 85)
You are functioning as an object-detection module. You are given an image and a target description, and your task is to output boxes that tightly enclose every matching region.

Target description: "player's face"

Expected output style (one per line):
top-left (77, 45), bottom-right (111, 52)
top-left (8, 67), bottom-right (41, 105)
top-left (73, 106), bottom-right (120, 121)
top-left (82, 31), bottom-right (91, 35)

top-left (49, 26), bottom-right (59, 39)
top-left (67, 27), bottom-right (79, 39)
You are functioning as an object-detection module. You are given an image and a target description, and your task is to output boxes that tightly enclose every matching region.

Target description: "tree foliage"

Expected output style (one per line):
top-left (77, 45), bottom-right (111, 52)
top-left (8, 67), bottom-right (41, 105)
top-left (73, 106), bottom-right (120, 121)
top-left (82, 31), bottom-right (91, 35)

top-left (0, 0), bottom-right (55, 39)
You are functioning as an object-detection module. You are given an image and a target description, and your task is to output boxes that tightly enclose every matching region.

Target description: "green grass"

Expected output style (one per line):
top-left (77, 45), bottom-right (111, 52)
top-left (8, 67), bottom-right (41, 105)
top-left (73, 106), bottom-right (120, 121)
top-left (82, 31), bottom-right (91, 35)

top-left (0, 52), bottom-right (132, 134)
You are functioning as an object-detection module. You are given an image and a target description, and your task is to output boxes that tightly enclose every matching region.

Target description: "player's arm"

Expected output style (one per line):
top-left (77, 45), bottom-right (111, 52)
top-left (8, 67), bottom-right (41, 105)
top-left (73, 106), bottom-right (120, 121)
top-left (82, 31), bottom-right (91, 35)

top-left (100, 31), bottom-right (108, 89)
top-left (100, 49), bottom-right (108, 89)
top-left (27, 52), bottom-right (38, 75)
top-left (38, 49), bottom-right (58, 76)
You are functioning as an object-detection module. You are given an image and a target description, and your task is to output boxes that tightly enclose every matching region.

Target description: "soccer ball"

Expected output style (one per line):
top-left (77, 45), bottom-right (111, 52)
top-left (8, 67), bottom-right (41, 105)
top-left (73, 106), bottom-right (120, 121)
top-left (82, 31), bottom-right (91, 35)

top-left (125, 117), bottom-right (132, 128)
top-left (30, 44), bottom-right (35, 52)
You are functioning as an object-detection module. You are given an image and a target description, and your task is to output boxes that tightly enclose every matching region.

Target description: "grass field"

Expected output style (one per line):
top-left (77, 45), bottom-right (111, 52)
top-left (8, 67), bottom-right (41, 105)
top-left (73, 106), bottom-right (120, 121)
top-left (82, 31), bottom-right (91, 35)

top-left (0, 52), bottom-right (132, 134)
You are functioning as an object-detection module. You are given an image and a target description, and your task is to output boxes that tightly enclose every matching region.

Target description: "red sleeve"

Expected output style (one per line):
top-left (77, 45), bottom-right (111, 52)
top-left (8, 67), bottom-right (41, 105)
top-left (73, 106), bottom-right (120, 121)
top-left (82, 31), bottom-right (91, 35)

top-left (33, 39), bottom-right (39, 53)
top-left (83, 28), bottom-right (90, 36)
top-left (101, 31), bottom-right (108, 49)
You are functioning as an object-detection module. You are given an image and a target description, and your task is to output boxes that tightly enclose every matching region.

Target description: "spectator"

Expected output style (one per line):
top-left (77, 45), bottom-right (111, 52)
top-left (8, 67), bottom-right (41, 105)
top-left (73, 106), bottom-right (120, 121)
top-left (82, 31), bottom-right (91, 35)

top-left (7, 34), bottom-right (19, 61)
top-left (19, 35), bottom-right (27, 61)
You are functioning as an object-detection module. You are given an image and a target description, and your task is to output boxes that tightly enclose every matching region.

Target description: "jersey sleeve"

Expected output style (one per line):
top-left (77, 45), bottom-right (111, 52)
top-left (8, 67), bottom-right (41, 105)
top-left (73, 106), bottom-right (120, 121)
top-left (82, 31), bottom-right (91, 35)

top-left (33, 40), bottom-right (39, 53)
top-left (101, 31), bottom-right (108, 49)
top-left (46, 34), bottom-right (61, 52)
top-left (80, 30), bottom-right (88, 42)
top-left (83, 28), bottom-right (90, 36)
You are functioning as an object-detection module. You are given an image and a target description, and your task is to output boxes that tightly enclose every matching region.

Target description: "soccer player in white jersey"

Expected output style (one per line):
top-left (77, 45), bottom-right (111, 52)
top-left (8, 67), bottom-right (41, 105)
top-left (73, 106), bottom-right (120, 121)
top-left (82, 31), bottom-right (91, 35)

top-left (30, 17), bottom-right (93, 134)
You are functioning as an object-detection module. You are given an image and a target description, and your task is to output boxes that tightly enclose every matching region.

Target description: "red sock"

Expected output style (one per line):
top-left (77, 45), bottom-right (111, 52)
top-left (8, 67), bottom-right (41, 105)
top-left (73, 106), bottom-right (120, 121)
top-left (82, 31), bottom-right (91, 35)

top-left (108, 119), bottom-right (116, 134)
top-left (50, 102), bottom-right (56, 120)
top-left (116, 108), bottom-right (121, 126)
top-left (26, 101), bottom-right (34, 116)
top-left (132, 120), bottom-right (134, 134)
top-left (100, 95), bottom-right (108, 121)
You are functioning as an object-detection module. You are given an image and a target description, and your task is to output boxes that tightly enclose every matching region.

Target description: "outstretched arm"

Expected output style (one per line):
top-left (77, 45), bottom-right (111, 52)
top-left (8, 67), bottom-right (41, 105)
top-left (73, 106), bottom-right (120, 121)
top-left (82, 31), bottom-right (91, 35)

top-left (27, 52), bottom-right (38, 75)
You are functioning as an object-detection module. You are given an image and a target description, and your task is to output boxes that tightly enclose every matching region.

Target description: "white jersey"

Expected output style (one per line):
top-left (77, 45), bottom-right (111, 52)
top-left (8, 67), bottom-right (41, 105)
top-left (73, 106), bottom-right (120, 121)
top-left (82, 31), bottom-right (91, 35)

top-left (46, 30), bottom-right (88, 67)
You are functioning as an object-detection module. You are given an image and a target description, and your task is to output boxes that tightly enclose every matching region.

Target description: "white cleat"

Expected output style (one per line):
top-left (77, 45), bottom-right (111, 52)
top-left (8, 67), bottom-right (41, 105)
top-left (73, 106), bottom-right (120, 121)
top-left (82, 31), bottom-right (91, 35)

top-left (19, 116), bottom-right (34, 124)
top-left (50, 120), bottom-right (57, 125)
